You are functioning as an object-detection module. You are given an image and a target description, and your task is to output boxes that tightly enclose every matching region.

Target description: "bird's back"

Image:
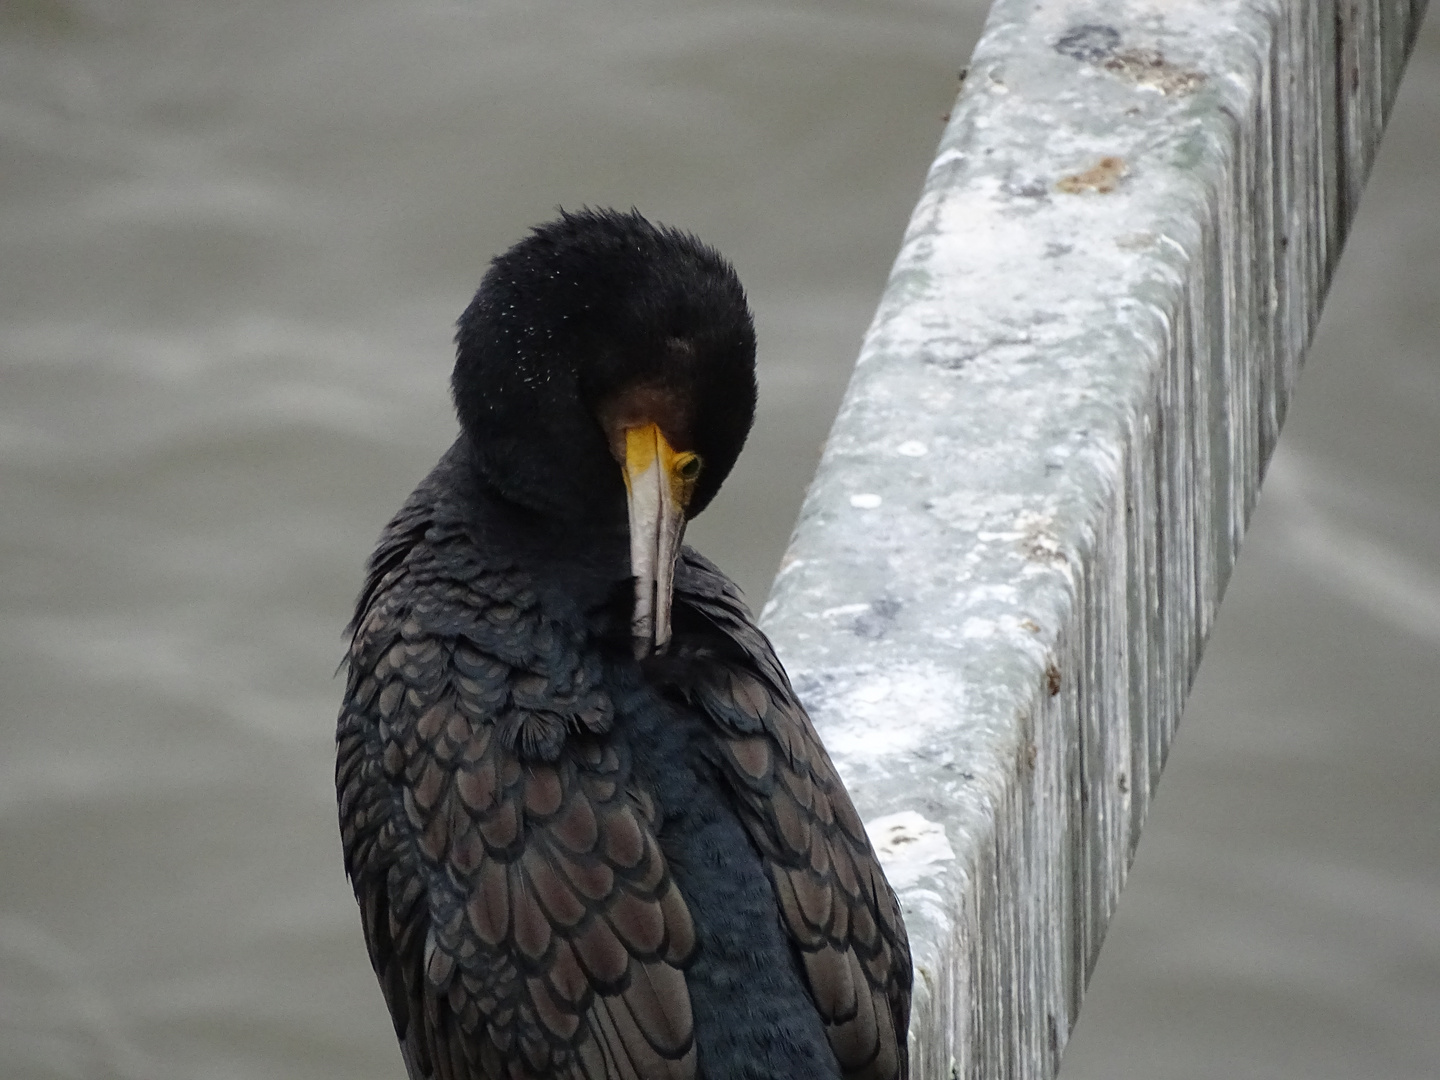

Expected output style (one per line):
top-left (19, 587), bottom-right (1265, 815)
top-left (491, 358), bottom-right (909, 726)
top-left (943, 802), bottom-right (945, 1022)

top-left (337, 454), bottom-right (909, 1080)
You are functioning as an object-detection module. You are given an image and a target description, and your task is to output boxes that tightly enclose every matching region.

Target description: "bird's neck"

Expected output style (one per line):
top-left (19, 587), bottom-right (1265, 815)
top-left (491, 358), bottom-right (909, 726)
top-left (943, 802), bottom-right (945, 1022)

top-left (438, 437), bottom-right (633, 589)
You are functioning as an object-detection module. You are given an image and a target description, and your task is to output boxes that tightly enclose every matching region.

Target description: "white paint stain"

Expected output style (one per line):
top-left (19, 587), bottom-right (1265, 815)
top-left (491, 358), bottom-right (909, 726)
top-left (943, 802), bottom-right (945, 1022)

top-left (819, 603), bottom-right (872, 619)
top-left (814, 664), bottom-right (968, 761)
top-left (866, 811), bottom-right (957, 890)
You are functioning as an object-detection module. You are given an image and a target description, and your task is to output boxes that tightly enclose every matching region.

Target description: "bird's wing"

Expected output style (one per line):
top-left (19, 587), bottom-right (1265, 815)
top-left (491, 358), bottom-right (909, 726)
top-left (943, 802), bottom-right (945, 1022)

top-left (338, 551), bottom-right (697, 1080)
top-left (674, 552), bottom-right (913, 1080)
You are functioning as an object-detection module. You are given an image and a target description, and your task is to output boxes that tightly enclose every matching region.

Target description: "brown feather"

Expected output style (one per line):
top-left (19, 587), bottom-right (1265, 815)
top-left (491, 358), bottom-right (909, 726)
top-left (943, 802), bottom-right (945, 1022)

top-left (598, 982), bottom-right (691, 1080)
top-left (547, 941), bottom-right (591, 1007)
top-left (525, 848), bottom-right (588, 929)
top-left (803, 944), bottom-right (857, 1022)
top-left (606, 890), bottom-right (666, 957)
top-left (560, 853), bottom-right (616, 902)
top-left (477, 799), bottom-right (520, 850)
top-left (789, 867), bottom-right (834, 933)
top-left (656, 883), bottom-right (696, 964)
top-left (550, 796), bottom-right (600, 852)
top-left (619, 960), bottom-right (693, 1057)
top-left (467, 857), bottom-right (509, 945)
top-left (828, 952), bottom-right (882, 1073)
top-left (771, 870), bottom-right (824, 949)
top-left (599, 808), bottom-right (645, 870)
top-left (727, 737), bottom-right (771, 781)
top-left (770, 789), bottom-right (812, 854)
top-left (528, 975), bottom-right (583, 1040)
top-left (573, 917), bottom-right (631, 988)
top-left (455, 760), bottom-right (499, 815)
top-left (510, 868), bottom-right (554, 962)
top-left (524, 767), bottom-right (565, 816)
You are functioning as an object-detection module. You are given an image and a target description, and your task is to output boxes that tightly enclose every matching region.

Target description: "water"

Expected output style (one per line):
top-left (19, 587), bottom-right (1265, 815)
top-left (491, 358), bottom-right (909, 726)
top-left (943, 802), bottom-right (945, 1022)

top-left (0, 2), bottom-right (978, 1078)
top-left (0, 2), bottom-right (1434, 1078)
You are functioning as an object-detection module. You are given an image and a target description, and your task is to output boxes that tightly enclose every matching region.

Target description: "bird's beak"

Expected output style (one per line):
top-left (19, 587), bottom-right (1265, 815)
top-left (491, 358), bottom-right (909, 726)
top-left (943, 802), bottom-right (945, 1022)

top-left (621, 423), bottom-right (699, 657)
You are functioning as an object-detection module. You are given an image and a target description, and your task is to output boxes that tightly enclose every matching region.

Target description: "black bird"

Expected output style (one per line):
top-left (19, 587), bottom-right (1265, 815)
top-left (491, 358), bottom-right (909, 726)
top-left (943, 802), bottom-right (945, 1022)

top-left (336, 209), bottom-right (911, 1080)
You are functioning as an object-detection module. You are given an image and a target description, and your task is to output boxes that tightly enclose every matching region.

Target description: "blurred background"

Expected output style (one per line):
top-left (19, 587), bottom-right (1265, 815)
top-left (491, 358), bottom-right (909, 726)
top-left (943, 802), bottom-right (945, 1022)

top-left (0, 2), bottom-right (1433, 1078)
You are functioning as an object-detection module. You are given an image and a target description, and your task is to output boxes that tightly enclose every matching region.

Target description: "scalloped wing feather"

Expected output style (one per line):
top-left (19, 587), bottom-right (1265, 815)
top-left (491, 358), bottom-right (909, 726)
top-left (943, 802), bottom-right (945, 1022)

top-left (675, 551), bottom-right (912, 1080)
top-left (338, 531), bottom-right (698, 1080)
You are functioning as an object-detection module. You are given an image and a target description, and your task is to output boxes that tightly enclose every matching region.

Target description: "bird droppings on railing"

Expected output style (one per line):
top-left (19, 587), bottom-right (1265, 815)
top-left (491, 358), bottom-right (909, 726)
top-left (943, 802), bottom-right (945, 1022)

top-left (1101, 49), bottom-right (1208, 96)
top-left (867, 812), bottom-right (959, 892)
top-left (1055, 156), bottom-right (1128, 194)
top-left (1054, 22), bottom-right (1209, 96)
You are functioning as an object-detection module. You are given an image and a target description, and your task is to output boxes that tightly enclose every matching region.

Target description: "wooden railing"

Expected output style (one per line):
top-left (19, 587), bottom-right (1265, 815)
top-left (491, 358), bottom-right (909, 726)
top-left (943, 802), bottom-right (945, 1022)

top-left (759, 2), bottom-right (1428, 1076)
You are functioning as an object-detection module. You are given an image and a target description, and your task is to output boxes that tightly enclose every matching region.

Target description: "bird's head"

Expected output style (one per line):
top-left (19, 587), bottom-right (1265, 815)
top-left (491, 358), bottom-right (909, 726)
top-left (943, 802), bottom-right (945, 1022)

top-left (452, 208), bottom-right (757, 657)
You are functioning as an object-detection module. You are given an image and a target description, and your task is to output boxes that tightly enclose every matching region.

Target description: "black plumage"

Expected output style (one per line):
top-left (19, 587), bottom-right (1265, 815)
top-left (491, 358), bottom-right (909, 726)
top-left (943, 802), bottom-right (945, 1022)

top-left (336, 208), bottom-right (911, 1080)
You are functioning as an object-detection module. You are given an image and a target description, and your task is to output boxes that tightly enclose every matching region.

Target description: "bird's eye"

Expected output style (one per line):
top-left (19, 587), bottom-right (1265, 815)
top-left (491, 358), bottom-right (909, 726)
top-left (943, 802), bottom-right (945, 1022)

top-left (676, 453), bottom-right (703, 481)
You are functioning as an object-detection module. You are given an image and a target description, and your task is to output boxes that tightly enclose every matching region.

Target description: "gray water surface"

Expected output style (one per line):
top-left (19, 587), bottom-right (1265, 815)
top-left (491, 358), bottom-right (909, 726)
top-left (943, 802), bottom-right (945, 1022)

top-left (1, 3), bottom-right (1435, 1079)
top-left (0, 3), bottom-right (978, 1078)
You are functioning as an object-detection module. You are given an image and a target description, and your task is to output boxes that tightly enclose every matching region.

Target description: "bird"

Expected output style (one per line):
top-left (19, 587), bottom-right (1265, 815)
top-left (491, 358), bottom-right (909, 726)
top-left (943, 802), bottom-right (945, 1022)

top-left (336, 208), bottom-right (911, 1080)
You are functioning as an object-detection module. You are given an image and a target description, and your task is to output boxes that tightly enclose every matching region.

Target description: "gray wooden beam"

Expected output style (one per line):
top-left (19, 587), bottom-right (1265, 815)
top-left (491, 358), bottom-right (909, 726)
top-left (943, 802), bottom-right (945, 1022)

top-left (758, 2), bottom-right (1428, 1076)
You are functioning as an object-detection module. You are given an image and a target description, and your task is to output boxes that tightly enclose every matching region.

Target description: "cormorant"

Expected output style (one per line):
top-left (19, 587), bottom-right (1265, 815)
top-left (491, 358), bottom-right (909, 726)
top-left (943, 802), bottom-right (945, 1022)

top-left (336, 208), bottom-right (911, 1080)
